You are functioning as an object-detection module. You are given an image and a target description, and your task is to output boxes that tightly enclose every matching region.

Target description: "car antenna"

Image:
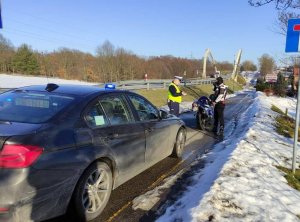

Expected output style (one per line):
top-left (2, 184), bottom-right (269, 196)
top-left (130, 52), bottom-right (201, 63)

top-left (45, 83), bottom-right (59, 92)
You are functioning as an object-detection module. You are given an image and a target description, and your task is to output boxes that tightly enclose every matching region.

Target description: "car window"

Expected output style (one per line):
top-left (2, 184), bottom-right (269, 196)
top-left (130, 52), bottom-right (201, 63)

top-left (128, 94), bottom-right (159, 121)
top-left (84, 102), bottom-right (109, 128)
top-left (0, 91), bottom-right (74, 123)
top-left (99, 95), bottom-right (132, 125)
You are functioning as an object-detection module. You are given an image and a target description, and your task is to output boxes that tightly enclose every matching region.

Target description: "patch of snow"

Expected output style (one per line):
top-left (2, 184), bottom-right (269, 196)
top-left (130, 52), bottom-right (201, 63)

top-left (266, 95), bottom-right (297, 119)
top-left (0, 74), bottom-right (97, 88)
top-left (157, 91), bottom-right (300, 222)
top-left (132, 170), bottom-right (184, 211)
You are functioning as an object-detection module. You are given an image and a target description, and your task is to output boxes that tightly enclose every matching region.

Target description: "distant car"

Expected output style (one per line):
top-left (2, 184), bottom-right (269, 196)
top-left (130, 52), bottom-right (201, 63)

top-left (0, 84), bottom-right (186, 221)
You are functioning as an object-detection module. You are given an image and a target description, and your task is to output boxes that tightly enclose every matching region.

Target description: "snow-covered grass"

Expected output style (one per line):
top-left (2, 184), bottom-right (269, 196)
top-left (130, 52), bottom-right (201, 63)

top-left (0, 74), bottom-right (97, 88)
top-left (157, 92), bottom-right (300, 222)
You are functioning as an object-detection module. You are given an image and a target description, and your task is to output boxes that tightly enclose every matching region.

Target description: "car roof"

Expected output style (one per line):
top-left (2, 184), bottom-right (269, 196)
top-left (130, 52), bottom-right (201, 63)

top-left (16, 84), bottom-right (124, 96)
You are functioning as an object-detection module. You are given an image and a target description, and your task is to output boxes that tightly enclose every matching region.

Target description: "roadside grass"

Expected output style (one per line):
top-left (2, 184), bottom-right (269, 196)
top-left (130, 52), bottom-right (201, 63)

top-left (271, 104), bottom-right (285, 115)
top-left (275, 115), bottom-right (296, 139)
top-left (276, 166), bottom-right (300, 192)
top-left (272, 105), bottom-right (300, 193)
top-left (272, 104), bottom-right (300, 140)
top-left (237, 74), bottom-right (247, 86)
top-left (135, 79), bottom-right (243, 107)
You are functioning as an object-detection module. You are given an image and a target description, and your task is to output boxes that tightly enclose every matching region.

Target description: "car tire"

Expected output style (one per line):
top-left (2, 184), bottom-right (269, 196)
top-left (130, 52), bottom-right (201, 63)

top-left (171, 128), bottom-right (186, 158)
top-left (73, 161), bottom-right (113, 221)
top-left (197, 112), bottom-right (205, 130)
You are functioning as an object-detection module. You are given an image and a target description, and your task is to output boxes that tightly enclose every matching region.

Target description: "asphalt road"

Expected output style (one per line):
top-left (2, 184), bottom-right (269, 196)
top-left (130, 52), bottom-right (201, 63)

top-left (47, 89), bottom-right (256, 222)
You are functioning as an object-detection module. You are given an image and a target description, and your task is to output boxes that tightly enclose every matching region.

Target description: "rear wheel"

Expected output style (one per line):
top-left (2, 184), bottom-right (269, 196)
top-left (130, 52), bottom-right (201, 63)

top-left (171, 128), bottom-right (186, 158)
top-left (73, 162), bottom-right (113, 221)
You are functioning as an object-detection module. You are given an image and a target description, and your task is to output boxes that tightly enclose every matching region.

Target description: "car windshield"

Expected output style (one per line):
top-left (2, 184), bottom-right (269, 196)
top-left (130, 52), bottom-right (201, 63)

top-left (0, 90), bottom-right (75, 124)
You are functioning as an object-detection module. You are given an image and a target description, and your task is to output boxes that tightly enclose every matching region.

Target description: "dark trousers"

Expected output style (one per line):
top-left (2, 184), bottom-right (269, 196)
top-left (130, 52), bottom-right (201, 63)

top-left (214, 103), bottom-right (225, 130)
top-left (168, 100), bottom-right (180, 117)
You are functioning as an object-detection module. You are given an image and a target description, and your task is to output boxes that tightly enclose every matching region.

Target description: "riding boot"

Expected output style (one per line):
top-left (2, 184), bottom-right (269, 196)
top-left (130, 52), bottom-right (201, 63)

top-left (212, 126), bottom-right (218, 133)
top-left (219, 126), bottom-right (224, 136)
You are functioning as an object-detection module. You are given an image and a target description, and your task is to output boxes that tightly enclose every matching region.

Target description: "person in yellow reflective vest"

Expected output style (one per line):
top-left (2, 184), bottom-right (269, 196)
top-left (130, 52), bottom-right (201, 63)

top-left (168, 76), bottom-right (187, 116)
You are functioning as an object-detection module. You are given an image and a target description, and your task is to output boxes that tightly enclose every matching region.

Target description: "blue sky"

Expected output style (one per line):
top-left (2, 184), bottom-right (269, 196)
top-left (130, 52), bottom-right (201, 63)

top-left (0, 0), bottom-right (286, 64)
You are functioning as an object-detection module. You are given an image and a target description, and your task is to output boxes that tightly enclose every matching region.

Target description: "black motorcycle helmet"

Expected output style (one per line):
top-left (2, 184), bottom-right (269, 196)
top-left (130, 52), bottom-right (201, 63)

top-left (216, 77), bottom-right (223, 85)
top-left (209, 94), bottom-right (216, 101)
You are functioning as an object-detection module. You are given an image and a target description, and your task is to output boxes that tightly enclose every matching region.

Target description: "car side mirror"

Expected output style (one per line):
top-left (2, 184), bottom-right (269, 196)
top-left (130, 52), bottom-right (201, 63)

top-left (159, 109), bottom-right (168, 119)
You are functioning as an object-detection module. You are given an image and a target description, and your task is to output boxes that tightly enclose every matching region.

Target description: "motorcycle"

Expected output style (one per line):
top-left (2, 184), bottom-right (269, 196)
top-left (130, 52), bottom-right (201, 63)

top-left (192, 96), bottom-right (214, 131)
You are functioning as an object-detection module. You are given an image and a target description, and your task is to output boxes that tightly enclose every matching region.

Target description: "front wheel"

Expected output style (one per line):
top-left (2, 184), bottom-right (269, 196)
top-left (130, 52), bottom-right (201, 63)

top-left (197, 112), bottom-right (205, 130)
top-left (171, 128), bottom-right (186, 158)
top-left (72, 162), bottom-right (113, 221)
top-left (197, 111), bottom-right (214, 132)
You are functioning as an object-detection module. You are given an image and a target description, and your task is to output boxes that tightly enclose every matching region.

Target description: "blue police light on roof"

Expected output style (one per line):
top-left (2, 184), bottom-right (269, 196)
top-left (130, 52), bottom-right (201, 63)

top-left (105, 83), bottom-right (116, 90)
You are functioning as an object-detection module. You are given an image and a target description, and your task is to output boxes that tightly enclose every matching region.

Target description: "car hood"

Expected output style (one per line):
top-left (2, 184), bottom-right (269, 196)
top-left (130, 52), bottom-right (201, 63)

top-left (0, 121), bottom-right (43, 137)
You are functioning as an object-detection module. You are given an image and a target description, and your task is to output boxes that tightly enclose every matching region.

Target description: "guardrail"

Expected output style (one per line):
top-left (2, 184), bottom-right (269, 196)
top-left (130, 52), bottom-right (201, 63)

top-left (98, 76), bottom-right (230, 90)
top-left (0, 75), bottom-right (231, 92)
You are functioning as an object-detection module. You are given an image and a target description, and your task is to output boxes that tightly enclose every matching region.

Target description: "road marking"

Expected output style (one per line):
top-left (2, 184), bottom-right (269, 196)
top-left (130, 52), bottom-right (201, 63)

top-left (107, 202), bottom-right (132, 222)
top-left (106, 150), bottom-right (196, 222)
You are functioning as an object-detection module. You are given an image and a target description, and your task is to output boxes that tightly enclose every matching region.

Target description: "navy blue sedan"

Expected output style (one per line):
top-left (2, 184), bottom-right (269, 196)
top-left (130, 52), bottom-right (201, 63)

top-left (0, 84), bottom-right (186, 221)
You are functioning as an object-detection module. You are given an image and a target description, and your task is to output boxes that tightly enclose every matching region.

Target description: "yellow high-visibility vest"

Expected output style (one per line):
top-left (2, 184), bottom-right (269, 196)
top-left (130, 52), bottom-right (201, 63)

top-left (168, 82), bottom-right (182, 103)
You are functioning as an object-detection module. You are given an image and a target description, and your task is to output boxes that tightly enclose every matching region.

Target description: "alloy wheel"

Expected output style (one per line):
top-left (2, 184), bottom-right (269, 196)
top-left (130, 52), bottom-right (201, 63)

top-left (82, 168), bottom-right (110, 213)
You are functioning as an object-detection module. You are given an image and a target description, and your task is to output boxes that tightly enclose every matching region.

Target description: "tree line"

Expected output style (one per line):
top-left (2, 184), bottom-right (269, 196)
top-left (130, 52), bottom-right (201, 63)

top-left (0, 35), bottom-right (238, 82)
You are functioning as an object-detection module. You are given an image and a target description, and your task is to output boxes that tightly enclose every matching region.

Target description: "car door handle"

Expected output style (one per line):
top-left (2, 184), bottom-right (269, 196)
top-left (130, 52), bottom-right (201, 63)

top-left (106, 133), bottom-right (119, 140)
top-left (145, 128), bottom-right (154, 133)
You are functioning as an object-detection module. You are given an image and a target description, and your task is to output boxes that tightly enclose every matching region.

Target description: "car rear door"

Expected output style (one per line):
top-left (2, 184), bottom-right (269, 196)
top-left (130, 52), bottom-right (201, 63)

top-left (126, 94), bottom-right (171, 165)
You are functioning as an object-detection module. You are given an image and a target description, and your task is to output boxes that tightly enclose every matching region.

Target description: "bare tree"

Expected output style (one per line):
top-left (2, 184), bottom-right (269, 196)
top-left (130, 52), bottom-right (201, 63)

top-left (249, 0), bottom-right (300, 9)
top-left (259, 54), bottom-right (276, 75)
top-left (249, 0), bottom-right (300, 35)
top-left (240, 60), bottom-right (257, 71)
top-left (0, 34), bottom-right (14, 73)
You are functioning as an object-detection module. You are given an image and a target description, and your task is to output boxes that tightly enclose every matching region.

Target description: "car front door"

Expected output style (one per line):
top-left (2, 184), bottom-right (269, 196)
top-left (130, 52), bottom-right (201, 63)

top-left (98, 94), bottom-right (146, 179)
top-left (127, 94), bottom-right (171, 165)
top-left (83, 94), bottom-right (146, 183)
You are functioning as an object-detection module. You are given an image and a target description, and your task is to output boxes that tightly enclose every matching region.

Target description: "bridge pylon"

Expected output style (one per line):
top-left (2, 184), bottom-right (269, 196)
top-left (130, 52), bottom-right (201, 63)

top-left (231, 49), bottom-right (242, 81)
top-left (202, 48), bottom-right (218, 79)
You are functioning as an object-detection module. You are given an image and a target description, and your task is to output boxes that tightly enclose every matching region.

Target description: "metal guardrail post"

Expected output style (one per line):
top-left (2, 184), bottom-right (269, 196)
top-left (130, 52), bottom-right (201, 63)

top-left (147, 83), bottom-right (150, 90)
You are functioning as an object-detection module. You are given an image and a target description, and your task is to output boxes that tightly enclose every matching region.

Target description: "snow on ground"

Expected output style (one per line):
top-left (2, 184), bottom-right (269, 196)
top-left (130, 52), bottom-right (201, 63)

top-left (132, 170), bottom-right (184, 211)
top-left (266, 95), bottom-right (297, 119)
top-left (157, 91), bottom-right (300, 222)
top-left (0, 74), bottom-right (97, 88)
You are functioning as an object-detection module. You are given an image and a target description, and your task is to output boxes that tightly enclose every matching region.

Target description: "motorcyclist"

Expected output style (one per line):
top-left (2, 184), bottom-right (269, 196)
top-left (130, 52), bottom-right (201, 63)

top-left (212, 77), bottom-right (227, 136)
